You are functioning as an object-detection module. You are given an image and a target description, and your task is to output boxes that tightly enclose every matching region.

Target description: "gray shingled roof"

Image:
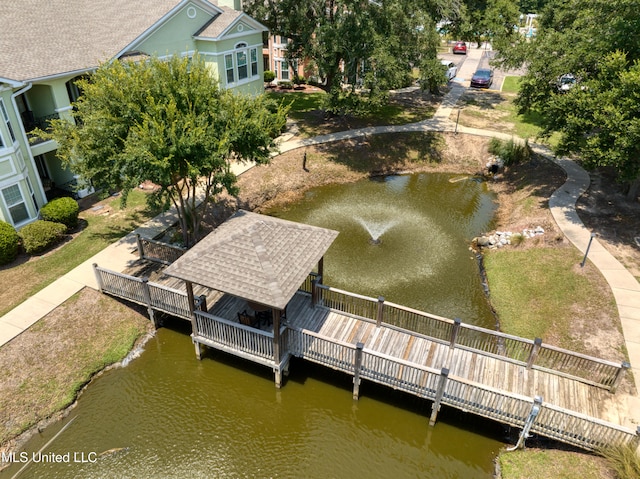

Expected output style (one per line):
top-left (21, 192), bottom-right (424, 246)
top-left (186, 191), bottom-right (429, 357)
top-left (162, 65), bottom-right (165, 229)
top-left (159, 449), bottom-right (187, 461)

top-left (195, 7), bottom-right (242, 38)
top-left (164, 210), bottom-right (339, 310)
top-left (1, 0), bottom-right (206, 82)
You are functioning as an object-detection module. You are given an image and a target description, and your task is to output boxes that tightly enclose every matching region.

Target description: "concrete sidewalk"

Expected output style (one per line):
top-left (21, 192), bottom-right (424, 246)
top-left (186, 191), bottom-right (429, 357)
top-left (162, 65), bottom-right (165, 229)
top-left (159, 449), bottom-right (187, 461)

top-left (0, 161), bottom-right (253, 346)
top-left (1, 85), bottom-right (639, 428)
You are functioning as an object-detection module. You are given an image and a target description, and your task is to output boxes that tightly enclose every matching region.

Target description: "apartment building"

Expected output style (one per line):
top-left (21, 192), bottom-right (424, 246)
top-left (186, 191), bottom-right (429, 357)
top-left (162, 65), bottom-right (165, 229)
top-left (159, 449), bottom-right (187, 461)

top-left (0, 0), bottom-right (267, 228)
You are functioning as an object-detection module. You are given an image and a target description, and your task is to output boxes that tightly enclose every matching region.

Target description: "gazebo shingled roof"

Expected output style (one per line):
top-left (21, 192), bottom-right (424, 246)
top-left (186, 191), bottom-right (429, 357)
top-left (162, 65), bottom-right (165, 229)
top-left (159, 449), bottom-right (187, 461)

top-left (164, 210), bottom-right (339, 310)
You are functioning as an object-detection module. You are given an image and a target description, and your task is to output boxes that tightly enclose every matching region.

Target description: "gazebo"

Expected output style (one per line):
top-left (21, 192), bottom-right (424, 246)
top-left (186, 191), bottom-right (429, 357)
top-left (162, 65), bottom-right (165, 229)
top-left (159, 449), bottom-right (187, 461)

top-left (163, 209), bottom-right (338, 385)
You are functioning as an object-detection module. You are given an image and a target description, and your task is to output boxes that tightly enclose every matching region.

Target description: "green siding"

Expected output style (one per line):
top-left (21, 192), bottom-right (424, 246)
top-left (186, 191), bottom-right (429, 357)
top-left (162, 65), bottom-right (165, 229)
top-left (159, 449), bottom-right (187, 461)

top-left (136, 4), bottom-right (209, 56)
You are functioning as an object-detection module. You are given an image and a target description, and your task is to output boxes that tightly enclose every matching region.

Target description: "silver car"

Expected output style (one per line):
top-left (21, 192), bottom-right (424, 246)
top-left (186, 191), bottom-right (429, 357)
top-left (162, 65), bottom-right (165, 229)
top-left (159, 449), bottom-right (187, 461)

top-left (441, 60), bottom-right (457, 82)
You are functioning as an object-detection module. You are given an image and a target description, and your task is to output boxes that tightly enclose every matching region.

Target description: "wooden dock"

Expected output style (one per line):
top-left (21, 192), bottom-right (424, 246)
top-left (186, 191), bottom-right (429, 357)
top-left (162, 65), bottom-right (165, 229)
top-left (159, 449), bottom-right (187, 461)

top-left (91, 238), bottom-right (639, 452)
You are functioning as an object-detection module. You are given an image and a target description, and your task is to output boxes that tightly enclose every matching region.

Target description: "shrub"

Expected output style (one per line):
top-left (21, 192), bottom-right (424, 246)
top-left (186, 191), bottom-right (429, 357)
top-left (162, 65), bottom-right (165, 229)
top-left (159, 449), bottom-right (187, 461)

top-left (488, 138), bottom-right (532, 166)
top-left (40, 196), bottom-right (79, 230)
top-left (0, 221), bottom-right (20, 265)
top-left (19, 220), bottom-right (67, 255)
top-left (599, 444), bottom-right (640, 479)
top-left (263, 70), bottom-right (276, 83)
top-left (292, 74), bottom-right (306, 85)
top-left (278, 81), bottom-right (294, 89)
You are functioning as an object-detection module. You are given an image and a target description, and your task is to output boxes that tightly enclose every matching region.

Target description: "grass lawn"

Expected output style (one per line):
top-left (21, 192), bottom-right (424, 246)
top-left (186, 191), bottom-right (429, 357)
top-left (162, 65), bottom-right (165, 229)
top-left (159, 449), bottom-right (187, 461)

top-left (0, 288), bottom-right (152, 447)
top-left (499, 449), bottom-right (614, 479)
top-left (458, 77), bottom-right (561, 147)
top-left (266, 89), bottom-right (437, 138)
top-left (0, 189), bottom-right (161, 317)
top-left (483, 247), bottom-right (620, 354)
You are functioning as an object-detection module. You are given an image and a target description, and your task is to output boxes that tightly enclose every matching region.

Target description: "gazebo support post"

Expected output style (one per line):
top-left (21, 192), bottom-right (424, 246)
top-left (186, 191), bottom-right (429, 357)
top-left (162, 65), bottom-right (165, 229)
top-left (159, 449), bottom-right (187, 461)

top-left (273, 309), bottom-right (282, 387)
top-left (185, 281), bottom-right (202, 360)
top-left (318, 257), bottom-right (325, 284)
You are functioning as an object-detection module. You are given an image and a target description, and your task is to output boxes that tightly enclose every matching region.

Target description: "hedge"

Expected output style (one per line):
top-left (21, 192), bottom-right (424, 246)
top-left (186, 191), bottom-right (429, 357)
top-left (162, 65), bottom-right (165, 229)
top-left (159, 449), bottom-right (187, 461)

top-left (19, 220), bottom-right (67, 255)
top-left (40, 196), bottom-right (79, 230)
top-left (0, 221), bottom-right (20, 265)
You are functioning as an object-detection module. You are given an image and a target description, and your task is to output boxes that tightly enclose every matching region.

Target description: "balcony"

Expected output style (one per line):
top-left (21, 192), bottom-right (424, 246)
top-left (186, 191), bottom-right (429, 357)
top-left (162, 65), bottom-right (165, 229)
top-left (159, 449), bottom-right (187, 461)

top-left (23, 111), bottom-right (60, 145)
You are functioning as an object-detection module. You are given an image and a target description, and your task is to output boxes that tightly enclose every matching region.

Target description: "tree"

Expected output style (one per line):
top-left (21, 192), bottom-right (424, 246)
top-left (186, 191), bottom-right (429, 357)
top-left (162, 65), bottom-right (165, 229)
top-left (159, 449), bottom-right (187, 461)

top-left (245, 0), bottom-right (452, 114)
top-left (494, 0), bottom-right (640, 197)
top-left (443, 0), bottom-right (520, 50)
top-left (44, 55), bottom-right (288, 246)
top-left (546, 52), bottom-right (640, 199)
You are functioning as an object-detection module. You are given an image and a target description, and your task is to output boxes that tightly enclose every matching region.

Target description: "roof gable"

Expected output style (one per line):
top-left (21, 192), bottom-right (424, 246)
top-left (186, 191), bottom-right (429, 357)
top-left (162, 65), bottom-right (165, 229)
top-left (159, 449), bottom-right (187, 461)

top-left (164, 211), bottom-right (339, 310)
top-left (194, 7), bottom-right (268, 41)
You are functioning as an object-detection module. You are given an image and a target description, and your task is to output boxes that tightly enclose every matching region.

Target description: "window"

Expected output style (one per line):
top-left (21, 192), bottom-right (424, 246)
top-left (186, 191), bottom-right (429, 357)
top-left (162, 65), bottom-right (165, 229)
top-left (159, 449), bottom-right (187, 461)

top-left (26, 176), bottom-right (38, 210)
top-left (237, 50), bottom-right (248, 81)
top-left (224, 43), bottom-right (260, 86)
top-left (2, 183), bottom-right (30, 225)
top-left (225, 54), bottom-right (234, 84)
top-left (0, 100), bottom-right (16, 148)
top-left (251, 48), bottom-right (258, 77)
top-left (280, 60), bottom-right (290, 81)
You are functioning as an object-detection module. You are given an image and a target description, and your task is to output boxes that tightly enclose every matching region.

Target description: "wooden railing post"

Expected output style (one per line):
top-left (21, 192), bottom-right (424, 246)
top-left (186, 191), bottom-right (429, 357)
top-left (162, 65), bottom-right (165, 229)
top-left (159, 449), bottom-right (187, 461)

top-left (527, 338), bottom-right (543, 369)
top-left (449, 318), bottom-right (461, 349)
top-left (311, 276), bottom-right (322, 307)
top-left (198, 295), bottom-right (207, 313)
top-left (135, 234), bottom-right (145, 260)
top-left (353, 342), bottom-right (364, 400)
top-left (376, 296), bottom-right (385, 327)
top-left (140, 277), bottom-right (157, 328)
top-left (429, 368), bottom-right (449, 426)
top-left (92, 263), bottom-right (104, 292)
top-left (610, 361), bottom-right (630, 393)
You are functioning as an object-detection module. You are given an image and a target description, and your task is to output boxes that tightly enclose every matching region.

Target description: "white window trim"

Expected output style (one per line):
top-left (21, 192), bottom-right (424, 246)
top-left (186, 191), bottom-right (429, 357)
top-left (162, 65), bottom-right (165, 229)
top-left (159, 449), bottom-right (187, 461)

top-left (223, 43), bottom-right (261, 88)
top-left (1, 182), bottom-right (33, 227)
top-left (0, 99), bottom-right (13, 151)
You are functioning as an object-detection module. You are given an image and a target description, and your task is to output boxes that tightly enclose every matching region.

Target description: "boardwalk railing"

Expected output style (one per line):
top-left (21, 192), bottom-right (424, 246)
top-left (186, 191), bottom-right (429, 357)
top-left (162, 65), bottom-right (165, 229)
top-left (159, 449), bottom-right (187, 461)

top-left (192, 310), bottom-right (290, 375)
top-left (308, 279), bottom-right (628, 391)
top-left (193, 310), bottom-right (275, 362)
top-left (93, 264), bottom-right (193, 323)
top-left (287, 325), bottom-right (639, 451)
top-left (135, 234), bottom-right (186, 265)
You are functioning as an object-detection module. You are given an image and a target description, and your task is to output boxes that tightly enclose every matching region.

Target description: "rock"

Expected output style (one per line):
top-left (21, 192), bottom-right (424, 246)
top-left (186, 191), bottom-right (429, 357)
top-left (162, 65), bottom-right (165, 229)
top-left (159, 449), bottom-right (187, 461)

top-left (476, 236), bottom-right (491, 246)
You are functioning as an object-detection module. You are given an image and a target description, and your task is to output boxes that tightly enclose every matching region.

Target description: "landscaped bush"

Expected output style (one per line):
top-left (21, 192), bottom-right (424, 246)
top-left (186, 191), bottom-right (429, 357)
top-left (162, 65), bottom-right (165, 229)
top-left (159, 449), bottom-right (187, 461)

top-left (39, 196), bottom-right (79, 230)
top-left (0, 221), bottom-right (20, 265)
top-left (264, 70), bottom-right (276, 83)
top-left (488, 138), bottom-right (532, 166)
top-left (278, 81), bottom-right (294, 89)
top-left (19, 220), bottom-right (67, 255)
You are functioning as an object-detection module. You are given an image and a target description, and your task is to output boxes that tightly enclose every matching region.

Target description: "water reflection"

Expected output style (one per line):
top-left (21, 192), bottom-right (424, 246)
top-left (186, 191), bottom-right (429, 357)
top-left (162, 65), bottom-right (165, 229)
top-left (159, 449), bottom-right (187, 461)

top-left (4, 326), bottom-right (503, 479)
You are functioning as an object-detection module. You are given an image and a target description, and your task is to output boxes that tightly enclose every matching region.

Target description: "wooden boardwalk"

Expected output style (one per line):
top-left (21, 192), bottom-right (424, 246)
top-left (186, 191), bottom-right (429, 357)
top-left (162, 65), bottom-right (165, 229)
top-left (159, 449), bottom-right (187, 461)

top-left (279, 292), bottom-right (612, 419)
top-left (94, 252), bottom-right (639, 452)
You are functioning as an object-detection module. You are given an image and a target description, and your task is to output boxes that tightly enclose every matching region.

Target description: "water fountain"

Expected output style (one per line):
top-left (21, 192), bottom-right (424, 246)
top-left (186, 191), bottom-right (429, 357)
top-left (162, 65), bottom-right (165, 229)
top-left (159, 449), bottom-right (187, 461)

top-left (355, 217), bottom-right (399, 245)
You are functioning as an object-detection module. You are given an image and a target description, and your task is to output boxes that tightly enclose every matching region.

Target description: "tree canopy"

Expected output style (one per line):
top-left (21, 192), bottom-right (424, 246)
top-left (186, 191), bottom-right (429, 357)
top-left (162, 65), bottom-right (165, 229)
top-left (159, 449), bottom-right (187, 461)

top-left (495, 0), bottom-right (640, 196)
top-left (244, 0), bottom-right (452, 114)
top-left (44, 55), bottom-right (288, 246)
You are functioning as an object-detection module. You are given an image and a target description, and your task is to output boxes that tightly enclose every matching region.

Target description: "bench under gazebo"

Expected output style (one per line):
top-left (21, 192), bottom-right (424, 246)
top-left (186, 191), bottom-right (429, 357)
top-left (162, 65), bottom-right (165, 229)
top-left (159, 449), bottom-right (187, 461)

top-left (163, 209), bottom-right (338, 386)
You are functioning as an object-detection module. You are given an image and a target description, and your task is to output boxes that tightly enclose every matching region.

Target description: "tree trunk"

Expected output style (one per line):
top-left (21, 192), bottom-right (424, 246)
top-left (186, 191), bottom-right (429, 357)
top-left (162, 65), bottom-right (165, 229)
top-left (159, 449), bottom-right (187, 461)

top-left (626, 176), bottom-right (640, 201)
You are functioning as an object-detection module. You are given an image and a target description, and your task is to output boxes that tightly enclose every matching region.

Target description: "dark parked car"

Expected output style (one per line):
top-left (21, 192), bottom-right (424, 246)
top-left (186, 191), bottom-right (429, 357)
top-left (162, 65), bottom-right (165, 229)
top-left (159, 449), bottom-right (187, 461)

top-left (470, 68), bottom-right (493, 88)
top-left (452, 41), bottom-right (467, 54)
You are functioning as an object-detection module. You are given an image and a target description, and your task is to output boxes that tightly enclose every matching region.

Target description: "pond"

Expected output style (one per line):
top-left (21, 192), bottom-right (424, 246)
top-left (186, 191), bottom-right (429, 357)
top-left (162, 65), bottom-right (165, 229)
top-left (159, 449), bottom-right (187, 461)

top-left (1, 172), bottom-right (504, 479)
top-left (268, 173), bottom-right (497, 326)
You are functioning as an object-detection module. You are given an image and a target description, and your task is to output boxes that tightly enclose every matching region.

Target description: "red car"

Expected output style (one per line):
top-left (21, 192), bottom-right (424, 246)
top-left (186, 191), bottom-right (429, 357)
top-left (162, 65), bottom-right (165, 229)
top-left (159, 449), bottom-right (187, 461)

top-left (452, 41), bottom-right (467, 54)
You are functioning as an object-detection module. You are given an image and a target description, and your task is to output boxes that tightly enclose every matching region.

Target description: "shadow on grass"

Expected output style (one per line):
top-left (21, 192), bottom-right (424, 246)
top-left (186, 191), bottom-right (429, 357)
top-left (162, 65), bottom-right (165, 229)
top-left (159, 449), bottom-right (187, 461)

top-left (318, 131), bottom-right (445, 174)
